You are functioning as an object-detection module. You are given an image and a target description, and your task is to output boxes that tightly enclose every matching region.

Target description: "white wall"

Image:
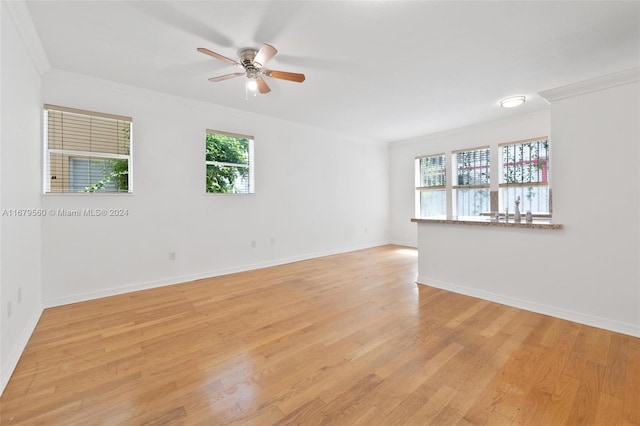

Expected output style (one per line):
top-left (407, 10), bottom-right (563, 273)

top-left (0, 1), bottom-right (44, 391)
top-left (41, 70), bottom-right (389, 306)
top-left (411, 77), bottom-right (640, 337)
top-left (546, 77), bottom-right (639, 335)
top-left (389, 110), bottom-right (551, 247)
top-left (1, 0), bottom-right (4, 393)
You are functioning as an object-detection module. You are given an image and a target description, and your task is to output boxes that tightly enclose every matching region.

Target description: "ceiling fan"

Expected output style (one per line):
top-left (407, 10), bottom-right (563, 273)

top-left (197, 43), bottom-right (305, 94)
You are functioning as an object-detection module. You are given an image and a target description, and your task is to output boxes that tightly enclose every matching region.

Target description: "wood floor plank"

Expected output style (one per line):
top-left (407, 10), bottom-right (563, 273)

top-left (594, 392), bottom-right (624, 426)
top-left (401, 384), bottom-right (457, 425)
top-left (538, 374), bottom-right (581, 426)
top-left (445, 298), bottom-right (491, 329)
top-left (566, 360), bottom-right (606, 425)
top-left (604, 333), bottom-right (629, 399)
top-left (588, 327), bottom-right (613, 365)
top-left (0, 245), bottom-right (638, 425)
top-left (623, 344), bottom-right (640, 424)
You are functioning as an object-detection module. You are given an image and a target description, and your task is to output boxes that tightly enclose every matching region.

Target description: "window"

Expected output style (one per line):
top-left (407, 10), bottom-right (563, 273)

top-left (500, 138), bottom-right (550, 214)
top-left (44, 105), bottom-right (131, 193)
top-left (206, 130), bottom-right (254, 194)
top-left (415, 154), bottom-right (446, 218)
top-left (453, 147), bottom-right (490, 219)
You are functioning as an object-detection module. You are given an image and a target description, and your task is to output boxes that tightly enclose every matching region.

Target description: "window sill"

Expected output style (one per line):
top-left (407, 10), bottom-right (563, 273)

top-left (42, 192), bottom-right (134, 196)
top-left (203, 192), bottom-right (255, 196)
top-left (411, 217), bottom-right (563, 230)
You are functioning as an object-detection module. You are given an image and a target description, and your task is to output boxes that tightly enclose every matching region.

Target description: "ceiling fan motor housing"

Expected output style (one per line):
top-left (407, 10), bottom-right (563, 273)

top-left (239, 47), bottom-right (260, 78)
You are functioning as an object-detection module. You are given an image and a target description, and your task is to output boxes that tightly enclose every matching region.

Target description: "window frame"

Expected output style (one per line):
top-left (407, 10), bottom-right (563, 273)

top-left (452, 146), bottom-right (491, 219)
top-left (43, 104), bottom-right (133, 194)
top-left (415, 153), bottom-right (447, 219)
top-left (498, 137), bottom-right (550, 214)
top-left (205, 129), bottom-right (255, 195)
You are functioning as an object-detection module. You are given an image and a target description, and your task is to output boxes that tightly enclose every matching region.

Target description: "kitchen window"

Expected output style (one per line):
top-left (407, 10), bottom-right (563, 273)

top-left (453, 147), bottom-right (490, 219)
top-left (415, 153), bottom-right (446, 218)
top-left (499, 138), bottom-right (550, 214)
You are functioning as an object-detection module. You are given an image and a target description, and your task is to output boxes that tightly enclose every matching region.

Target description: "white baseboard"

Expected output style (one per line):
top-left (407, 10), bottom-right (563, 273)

top-left (418, 276), bottom-right (640, 338)
top-left (44, 241), bottom-right (390, 308)
top-left (1, 304), bottom-right (43, 396)
top-left (388, 240), bottom-right (417, 248)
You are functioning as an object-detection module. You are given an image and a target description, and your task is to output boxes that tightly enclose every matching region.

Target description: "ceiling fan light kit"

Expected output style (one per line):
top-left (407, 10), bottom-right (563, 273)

top-left (198, 43), bottom-right (305, 97)
top-left (246, 79), bottom-right (258, 91)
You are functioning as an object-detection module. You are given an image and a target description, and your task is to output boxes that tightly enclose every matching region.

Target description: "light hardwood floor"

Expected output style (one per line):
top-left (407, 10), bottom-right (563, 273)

top-left (0, 245), bottom-right (638, 425)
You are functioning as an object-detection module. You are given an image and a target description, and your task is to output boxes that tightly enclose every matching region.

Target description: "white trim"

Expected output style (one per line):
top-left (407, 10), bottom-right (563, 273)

top-left (44, 241), bottom-right (390, 308)
top-left (3, 0), bottom-right (50, 75)
top-left (206, 129), bottom-right (254, 140)
top-left (0, 0), bottom-right (3, 397)
top-left (452, 145), bottom-right (491, 154)
top-left (388, 240), bottom-right (417, 248)
top-left (44, 104), bottom-right (132, 122)
top-left (498, 136), bottom-right (549, 147)
top-left (48, 149), bottom-right (129, 160)
top-left (539, 68), bottom-right (640, 103)
top-left (415, 152), bottom-right (446, 160)
top-left (0, 305), bottom-right (43, 396)
top-left (205, 160), bottom-right (249, 168)
top-left (417, 276), bottom-right (640, 338)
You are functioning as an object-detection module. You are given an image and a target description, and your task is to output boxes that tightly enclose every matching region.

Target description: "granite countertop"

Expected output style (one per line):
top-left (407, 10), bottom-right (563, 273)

top-left (411, 217), bottom-right (563, 230)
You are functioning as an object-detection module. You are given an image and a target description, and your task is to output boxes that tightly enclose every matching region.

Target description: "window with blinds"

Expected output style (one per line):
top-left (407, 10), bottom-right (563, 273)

top-left (415, 154), bottom-right (446, 218)
top-left (206, 130), bottom-right (254, 194)
top-left (44, 105), bottom-right (132, 193)
top-left (453, 147), bottom-right (490, 218)
top-left (500, 137), bottom-right (550, 213)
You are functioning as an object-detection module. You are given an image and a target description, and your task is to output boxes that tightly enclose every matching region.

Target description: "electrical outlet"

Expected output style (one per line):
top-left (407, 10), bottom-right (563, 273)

top-left (270, 237), bottom-right (276, 245)
top-left (251, 240), bottom-right (256, 248)
top-left (18, 287), bottom-right (22, 303)
top-left (168, 252), bottom-right (176, 261)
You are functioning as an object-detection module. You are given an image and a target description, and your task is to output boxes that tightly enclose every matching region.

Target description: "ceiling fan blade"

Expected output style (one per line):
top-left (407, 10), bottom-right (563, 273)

top-left (254, 44), bottom-right (278, 67)
top-left (197, 47), bottom-right (240, 66)
top-left (257, 77), bottom-right (271, 94)
top-left (208, 72), bottom-right (245, 82)
top-left (263, 69), bottom-right (306, 83)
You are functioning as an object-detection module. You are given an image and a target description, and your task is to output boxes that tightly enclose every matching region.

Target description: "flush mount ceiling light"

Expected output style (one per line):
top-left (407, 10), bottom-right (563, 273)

top-left (500, 96), bottom-right (526, 108)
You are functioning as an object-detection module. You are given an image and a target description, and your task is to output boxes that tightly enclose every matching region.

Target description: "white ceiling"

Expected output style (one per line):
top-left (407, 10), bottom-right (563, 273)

top-left (25, 1), bottom-right (640, 143)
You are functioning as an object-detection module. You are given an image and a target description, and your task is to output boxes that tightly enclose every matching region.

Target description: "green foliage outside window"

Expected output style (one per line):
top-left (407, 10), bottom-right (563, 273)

top-left (82, 124), bottom-right (130, 193)
top-left (81, 159), bottom-right (129, 193)
top-left (206, 133), bottom-right (250, 193)
top-left (502, 140), bottom-right (548, 184)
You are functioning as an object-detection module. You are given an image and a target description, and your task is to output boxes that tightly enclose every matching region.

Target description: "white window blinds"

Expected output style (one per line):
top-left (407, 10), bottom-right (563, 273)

top-left (454, 147), bottom-right (490, 187)
top-left (500, 138), bottom-right (549, 186)
top-left (44, 104), bottom-right (132, 193)
top-left (416, 154), bottom-right (446, 189)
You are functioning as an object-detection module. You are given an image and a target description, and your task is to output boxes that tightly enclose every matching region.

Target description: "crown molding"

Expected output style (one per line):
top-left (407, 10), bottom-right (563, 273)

top-left (539, 68), bottom-right (640, 103)
top-left (3, 0), bottom-right (50, 75)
